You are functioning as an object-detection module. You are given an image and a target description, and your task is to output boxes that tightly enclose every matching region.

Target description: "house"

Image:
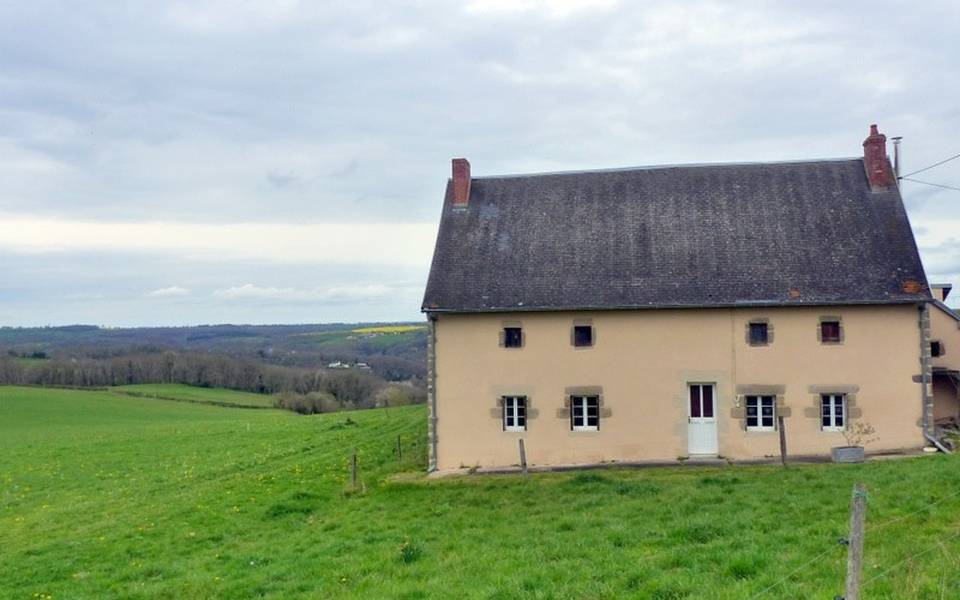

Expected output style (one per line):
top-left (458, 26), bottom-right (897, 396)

top-left (929, 284), bottom-right (960, 428)
top-left (421, 125), bottom-right (954, 472)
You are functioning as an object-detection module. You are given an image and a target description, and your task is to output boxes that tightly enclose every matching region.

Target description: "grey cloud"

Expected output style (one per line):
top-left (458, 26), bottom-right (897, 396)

top-left (1, 1), bottom-right (959, 323)
top-left (0, 250), bottom-right (426, 326)
top-left (2, 1), bottom-right (958, 224)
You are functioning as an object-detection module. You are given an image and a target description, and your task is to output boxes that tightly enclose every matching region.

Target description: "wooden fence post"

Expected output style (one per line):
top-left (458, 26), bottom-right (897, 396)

top-left (519, 439), bottom-right (528, 477)
top-left (777, 415), bottom-right (788, 467)
top-left (844, 483), bottom-right (867, 600)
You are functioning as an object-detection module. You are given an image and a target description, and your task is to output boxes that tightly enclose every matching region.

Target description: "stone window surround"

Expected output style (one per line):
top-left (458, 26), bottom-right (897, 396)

top-left (498, 320), bottom-right (525, 349)
top-left (745, 317), bottom-right (774, 346)
top-left (817, 315), bottom-right (845, 344)
top-left (554, 386), bottom-right (612, 432)
top-left (570, 317), bottom-right (596, 349)
top-left (488, 384), bottom-right (861, 434)
top-left (491, 393), bottom-right (540, 430)
top-left (730, 384), bottom-right (862, 432)
top-left (803, 385), bottom-right (862, 431)
top-left (731, 385), bottom-right (788, 432)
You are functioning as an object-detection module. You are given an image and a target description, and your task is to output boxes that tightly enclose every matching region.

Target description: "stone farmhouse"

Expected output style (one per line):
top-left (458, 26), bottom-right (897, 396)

top-left (422, 125), bottom-right (958, 471)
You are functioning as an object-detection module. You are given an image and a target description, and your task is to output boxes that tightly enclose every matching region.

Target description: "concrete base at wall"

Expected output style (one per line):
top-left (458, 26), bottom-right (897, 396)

top-left (427, 447), bottom-right (930, 478)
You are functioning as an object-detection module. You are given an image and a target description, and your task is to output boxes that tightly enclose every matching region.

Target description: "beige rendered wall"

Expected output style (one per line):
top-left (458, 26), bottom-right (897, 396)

top-left (930, 305), bottom-right (960, 372)
top-left (432, 304), bottom-right (924, 470)
top-left (930, 304), bottom-right (960, 420)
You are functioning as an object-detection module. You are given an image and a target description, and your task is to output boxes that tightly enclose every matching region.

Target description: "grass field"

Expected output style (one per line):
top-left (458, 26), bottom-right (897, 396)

top-left (352, 325), bottom-right (426, 334)
top-left (110, 384), bottom-right (276, 408)
top-left (11, 356), bottom-right (48, 367)
top-left (2, 386), bottom-right (960, 599)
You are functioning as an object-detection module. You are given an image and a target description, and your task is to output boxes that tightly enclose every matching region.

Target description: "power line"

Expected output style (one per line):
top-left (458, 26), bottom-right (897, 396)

top-left (900, 152), bottom-right (960, 178)
top-left (900, 177), bottom-right (960, 192)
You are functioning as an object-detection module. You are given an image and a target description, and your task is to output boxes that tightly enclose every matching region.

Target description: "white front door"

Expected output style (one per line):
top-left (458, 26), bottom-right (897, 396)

top-left (688, 383), bottom-right (718, 455)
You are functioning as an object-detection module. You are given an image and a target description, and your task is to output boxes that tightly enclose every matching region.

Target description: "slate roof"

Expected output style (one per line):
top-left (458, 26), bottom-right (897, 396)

top-left (422, 158), bottom-right (930, 313)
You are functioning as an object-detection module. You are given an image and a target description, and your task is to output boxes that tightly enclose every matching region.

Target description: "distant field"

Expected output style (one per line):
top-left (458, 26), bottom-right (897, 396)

top-left (293, 327), bottom-right (425, 352)
top-left (351, 325), bottom-right (425, 334)
top-left (11, 356), bottom-right (47, 366)
top-left (2, 386), bottom-right (959, 599)
top-left (111, 384), bottom-right (276, 408)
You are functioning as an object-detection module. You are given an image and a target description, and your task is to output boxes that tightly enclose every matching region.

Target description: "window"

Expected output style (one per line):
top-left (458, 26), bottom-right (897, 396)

top-left (748, 322), bottom-right (769, 346)
top-left (931, 340), bottom-right (944, 357)
top-left (570, 395), bottom-right (599, 431)
top-left (573, 325), bottom-right (593, 347)
top-left (820, 320), bottom-right (841, 343)
top-left (502, 396), bottom-right (527, 431)
top-left (689, 384), bottom-right (715, 418)
top-left (503, 327), bottom-right (523, 348)
top-left (745, 395), bottom-right (775, 431)
top-left (821, 394), bottom-right (845, 431)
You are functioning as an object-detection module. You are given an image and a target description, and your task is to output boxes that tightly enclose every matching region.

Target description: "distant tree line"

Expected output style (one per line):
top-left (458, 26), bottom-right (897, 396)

top-left (0, 351), bottom-right (425, 411)
top-left (0, 322), bottom-right (428, 381)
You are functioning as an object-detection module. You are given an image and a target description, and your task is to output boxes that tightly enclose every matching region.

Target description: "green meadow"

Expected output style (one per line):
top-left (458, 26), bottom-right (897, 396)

top-left (110, 383), bottom-right (277, 408)
top-left (2, 385), bottom-right (959, 599)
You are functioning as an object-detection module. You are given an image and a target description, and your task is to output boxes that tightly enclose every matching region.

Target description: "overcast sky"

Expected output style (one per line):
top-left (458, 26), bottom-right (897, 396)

top-left (1, 0), bottom-right (958, 326)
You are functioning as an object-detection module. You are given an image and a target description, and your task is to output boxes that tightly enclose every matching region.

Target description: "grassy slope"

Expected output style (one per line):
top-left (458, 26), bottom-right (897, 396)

top-left (2, 386), bottom-right (960, 599)
top-left (290, 328), bottom-right (423, 350)
top-left (111, 384), bottom-right (276, 408)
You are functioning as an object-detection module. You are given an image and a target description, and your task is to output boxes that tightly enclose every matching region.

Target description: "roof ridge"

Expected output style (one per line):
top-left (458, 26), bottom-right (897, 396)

top-left (475, 157), bottom-right (862, 181)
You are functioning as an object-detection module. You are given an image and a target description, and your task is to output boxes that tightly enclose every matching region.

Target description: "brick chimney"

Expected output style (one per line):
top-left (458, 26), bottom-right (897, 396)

top-left (862, 124), bottom-right (893, 191)
top-left (452, 158), bottom-right (471, 205)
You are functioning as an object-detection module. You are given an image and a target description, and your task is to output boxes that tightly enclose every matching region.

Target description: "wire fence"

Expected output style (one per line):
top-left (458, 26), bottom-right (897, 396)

top-left (859, 529), bottom-right (960, 589)
top-left (749, 482), bottom-right (960, 598)
top-left (747, 542), bottom-right (844, 599)
top-left (865, 486), bottom-right (960, 534)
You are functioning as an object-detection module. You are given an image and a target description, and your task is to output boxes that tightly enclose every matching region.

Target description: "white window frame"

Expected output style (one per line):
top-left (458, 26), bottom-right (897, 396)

top-left (503, 396), bottom-right (527, 432)
top-left (688, 383), bottom-right (716, 420)
top-left (570, 395), bottom-right (599, 431)
top-left (821, 394), bottom-right (846, 432)
top-left (745, 395), bottom-right (775, 431)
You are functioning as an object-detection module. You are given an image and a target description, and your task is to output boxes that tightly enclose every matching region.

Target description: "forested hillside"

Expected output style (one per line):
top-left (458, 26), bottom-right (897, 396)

top-left (0, 323), bottom-right (427, 411)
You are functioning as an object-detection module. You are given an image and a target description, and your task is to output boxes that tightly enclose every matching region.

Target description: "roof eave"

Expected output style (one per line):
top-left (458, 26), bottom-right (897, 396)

top-left (422, 298), bottom-right (929, 315)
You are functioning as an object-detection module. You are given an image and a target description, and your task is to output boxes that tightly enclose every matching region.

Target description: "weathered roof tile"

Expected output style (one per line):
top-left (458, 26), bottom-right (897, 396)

top-left (422, 159), bottom-right (929, 312)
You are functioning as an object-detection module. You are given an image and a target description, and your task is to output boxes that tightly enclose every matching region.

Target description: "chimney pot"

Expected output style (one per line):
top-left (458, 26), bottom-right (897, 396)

top-left (452, 158), bottom-right (471, 205)
top-left (862, 124), bottom-right (892, 190)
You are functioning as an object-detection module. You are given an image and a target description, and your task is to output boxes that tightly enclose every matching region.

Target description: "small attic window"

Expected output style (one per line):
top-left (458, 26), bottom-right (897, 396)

top-left (931, 340), bottom-right (944, 357)
top-left (503, 327), bottom-right (523, 348)
top-left (820, 320), bottom-right (842, 344)
top-left (573, 325), bottom-right (593, 347)
top-left (748, 322), bottom-right (769, 346)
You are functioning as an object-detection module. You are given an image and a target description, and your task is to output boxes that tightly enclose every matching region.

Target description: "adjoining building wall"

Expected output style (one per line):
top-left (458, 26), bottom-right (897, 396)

top-left (930, 304), bottom-right (960, 372)
top-left (432, 304), bottom-right (924, 470)
top-left (930, 303), bottom-right (960, 422)
top-left (933, 377), bottom-right (959, 421)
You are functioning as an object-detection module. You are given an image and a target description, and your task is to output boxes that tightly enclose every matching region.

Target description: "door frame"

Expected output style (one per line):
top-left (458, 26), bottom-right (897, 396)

top-left (687, 382), bottom-right (719, 456)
